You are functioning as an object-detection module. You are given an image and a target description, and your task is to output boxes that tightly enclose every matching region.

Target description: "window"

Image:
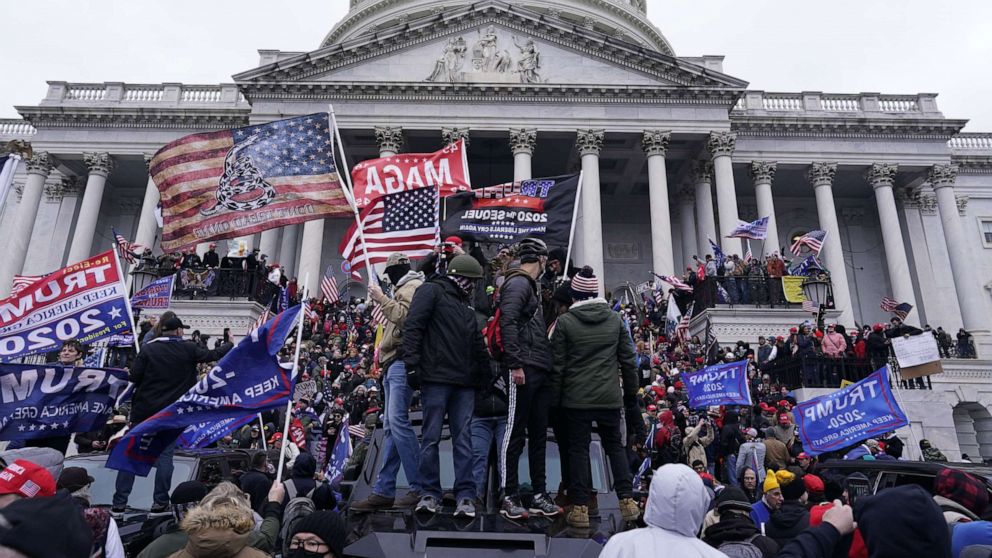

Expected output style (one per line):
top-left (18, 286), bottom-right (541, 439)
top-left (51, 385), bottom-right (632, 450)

top-left (979, 218), bottom-right (992, 248)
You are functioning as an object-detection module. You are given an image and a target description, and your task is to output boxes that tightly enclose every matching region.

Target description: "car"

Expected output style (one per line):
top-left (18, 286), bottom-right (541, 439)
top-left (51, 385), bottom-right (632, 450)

top-left (813, 459), bottom-right (992, 504)
top-left (343, 416), bottom-right (631, 558)
top-left (64, 448), bottom-right (260, 557)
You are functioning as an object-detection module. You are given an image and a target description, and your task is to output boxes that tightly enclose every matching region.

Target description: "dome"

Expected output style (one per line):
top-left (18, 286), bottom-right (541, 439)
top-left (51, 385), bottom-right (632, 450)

top-left (324, 0), bottom-right (675, 56)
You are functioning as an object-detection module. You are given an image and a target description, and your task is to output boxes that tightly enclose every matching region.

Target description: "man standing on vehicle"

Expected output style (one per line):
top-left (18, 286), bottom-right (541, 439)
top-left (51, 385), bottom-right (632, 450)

top-left (498, 238), bottom-right (561, 519)
top-left (111, 315), bottom-right (233, 516)
top-left (549, 266), bottom-right (641, 528)
top-left (403, 255), bottom-right (491, 518)
top-left (351, 252), bottom-right (425, 511)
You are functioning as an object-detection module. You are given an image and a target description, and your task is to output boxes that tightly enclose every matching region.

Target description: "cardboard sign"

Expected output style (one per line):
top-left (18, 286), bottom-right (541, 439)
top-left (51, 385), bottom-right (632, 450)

top-left (294, 380), bottom-right (317, 402)
top-left (892, 334), bottom-right (943, 379)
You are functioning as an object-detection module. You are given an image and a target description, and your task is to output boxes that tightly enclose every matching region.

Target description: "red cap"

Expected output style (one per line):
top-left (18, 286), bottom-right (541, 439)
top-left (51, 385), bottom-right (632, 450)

top-left (789, 327), bottom-right (798, 333)
top-left (0, 460), bottom-right (56, 498)
top-left (804, 474), bottom-right (825, 494)
top-left (873, 323), bottom-right (884, 332)
top-left (695, 357), bottom-right (704, 364)
top-left (647, 405), bottom-right (657, 412)
top-left (675, 381), bottom-right (684, 390)
top-left (444, 236), bottom-right (463, 247)
top-left (778, 413), bottom-right (791, 425)
top-left (798, 452), bottom-right (810, 460)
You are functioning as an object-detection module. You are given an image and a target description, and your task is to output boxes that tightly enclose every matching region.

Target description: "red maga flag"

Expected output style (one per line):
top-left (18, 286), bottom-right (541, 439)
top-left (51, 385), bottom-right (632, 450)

top-left (350, 140), bottom-right (471, 208)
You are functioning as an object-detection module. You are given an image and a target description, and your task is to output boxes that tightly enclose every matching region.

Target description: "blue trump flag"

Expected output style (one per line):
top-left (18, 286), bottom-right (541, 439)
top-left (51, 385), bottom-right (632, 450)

top-left (0, 364), bottom-right (129, 440)
top-left (131, 274), bottom-right (175, 310)
top-left (108, 305), bottom-right (302, 476)
top-left (683, 360), bottom-right (751, 409)
top-left (793, 367), bottom-right (908, 457)
top-left (325, 414), bottom-right (352, 487)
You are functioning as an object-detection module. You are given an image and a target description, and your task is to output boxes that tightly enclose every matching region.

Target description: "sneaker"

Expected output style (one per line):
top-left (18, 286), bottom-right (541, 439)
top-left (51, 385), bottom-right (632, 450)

top-left (110, 506), bottom-right (125, 519)
top-left (351, 493), bottom-right (395, 512)
top-left (454, 498), bottom-right (476, 518)
top-left (619, 497), bottom-right (640, 523)
top-left (149, 503), bottom-right (169, 514)
top-left (566, 504), bottom-right (590, 528)
top-left (499, 496), bottom-right (529, 520)
top-left (416, 495), bottom-right (439, 514)
top-left (393, 491), bottom-right (420, 509)
top-left (529, 492), bottom-right (562, 517)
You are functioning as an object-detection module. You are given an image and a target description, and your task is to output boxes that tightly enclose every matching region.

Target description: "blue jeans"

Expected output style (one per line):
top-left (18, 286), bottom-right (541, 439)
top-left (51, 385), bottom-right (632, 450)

top-left (419, 382), bottom-right (475, 501)
top-left (724, 453), bottom-right (739, 487)
top-left (113, 440), bottom-right (176, 508)
top-left (471, 416), bottom-right (507, 500)
top-left (372, 361), bottom-right (422, 498)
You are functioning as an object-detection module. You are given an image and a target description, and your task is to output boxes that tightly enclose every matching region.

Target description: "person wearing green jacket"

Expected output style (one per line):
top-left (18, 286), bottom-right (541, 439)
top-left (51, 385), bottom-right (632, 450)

top-left (549, 266), bottom-right (641, 529)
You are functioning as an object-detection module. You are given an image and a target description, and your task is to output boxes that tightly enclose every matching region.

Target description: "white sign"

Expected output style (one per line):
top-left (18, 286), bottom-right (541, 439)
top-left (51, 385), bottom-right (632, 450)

top-left (294, 380), bottom-right (317, 402)
top-left (892, 334), bottom-right (941, 368)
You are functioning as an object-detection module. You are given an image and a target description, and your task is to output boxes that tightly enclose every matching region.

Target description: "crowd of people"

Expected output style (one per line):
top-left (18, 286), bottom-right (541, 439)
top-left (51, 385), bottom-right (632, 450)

top-left (0, 236), bottom-right (986, 558)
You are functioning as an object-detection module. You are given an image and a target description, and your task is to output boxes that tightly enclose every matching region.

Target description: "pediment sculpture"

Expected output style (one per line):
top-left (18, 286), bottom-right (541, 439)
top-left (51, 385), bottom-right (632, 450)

top-left (426, 26), bottom-right (544, 84)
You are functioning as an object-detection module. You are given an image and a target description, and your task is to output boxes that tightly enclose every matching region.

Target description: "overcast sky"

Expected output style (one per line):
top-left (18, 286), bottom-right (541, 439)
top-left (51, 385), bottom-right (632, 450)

top-left (1, 0), bottom-right (989, 130)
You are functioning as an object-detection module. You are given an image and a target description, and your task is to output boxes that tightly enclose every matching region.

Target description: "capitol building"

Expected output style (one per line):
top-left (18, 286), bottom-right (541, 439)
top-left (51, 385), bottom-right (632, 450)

top-left (2, 0), bottom-right (992, 459)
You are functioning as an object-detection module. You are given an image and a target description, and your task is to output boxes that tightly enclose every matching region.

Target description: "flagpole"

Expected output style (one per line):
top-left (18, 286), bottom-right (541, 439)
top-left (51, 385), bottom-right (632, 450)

top-left (327, 107), bottom-right (378, 287)
top-left (111, 244), bottom-right (142, 356)
top-left (562, 170), bottom-right (584, 277)
top-left (258, 414), bottom-right (268, 451)
top-left (276, 275), bottom-right (309, 484)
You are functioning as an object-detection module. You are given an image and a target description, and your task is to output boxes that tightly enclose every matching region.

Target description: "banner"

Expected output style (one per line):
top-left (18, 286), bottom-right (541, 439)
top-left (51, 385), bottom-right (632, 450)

top-left (782, 276), bottom-right (808, 304)
top-left (350, 140), bottom-right (471, 207)
top-left (441, 174), bottom-right (579, 246)
top-left (682, 360), bottom-right (751, 409)
top-left (793, 368), bottom-right (909, 457)
top-left (107, 305), bottom-right (301, 476)
top-left (0, 364), bottom-right (129, 440)
top-left (150, 113), bottom-right (351, 252)
top-left (130, 275), bottom-right (174, 310)
top-left (0, 250), bottom-right (135, 361)
top-left (892, 335), bottom-right (943, 380)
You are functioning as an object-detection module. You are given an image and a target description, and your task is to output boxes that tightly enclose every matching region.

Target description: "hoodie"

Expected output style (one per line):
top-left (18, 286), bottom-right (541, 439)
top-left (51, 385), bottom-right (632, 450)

top-left (377, 270), bottom-right (425, 365)
top-left (600, 464), bottom-right (727, 558)
top-left (855, 484), bottom-right (951, 558)
top-left (282, 452), bottom-right (317, 503)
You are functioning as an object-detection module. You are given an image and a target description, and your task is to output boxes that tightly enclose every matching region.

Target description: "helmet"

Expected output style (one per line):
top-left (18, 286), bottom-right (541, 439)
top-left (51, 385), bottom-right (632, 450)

top-left (516, 238), bottom-right (549, 262)
top-left (447, 255), bottom-right (484, 279)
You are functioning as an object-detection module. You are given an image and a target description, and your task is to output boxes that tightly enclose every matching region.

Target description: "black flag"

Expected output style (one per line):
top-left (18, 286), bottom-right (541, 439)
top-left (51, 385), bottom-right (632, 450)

top-left (441, 174), bottom-right (579, 246)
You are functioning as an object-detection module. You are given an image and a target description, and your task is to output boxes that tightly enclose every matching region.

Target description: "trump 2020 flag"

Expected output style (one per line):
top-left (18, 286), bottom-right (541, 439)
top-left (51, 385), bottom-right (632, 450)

top-left (130, 274), bottom-right (175, 310)
top-left (793, 367), bottom-right (908, 457)
top-left (727, 217), bottom-right (769, 240)
top-left (107, 305), bottom-right (302, 476)
top-left (683, 360), bottom-right (751, 409)
top-left (325, 414), bottom-right (353, 487)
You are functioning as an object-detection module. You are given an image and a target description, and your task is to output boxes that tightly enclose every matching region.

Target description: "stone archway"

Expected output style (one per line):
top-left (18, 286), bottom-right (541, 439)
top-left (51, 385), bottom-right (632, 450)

top-left (953, 402), bottom-right (992, 463)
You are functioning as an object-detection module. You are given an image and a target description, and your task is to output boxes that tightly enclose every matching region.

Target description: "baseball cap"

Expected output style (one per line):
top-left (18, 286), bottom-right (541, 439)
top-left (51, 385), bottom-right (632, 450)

top-left (56, 467), bottom-right (94, 493)
top-left (385, 252), bottom-right (411, 268)
top-left (162, 316), bottom-right (188, 330)
top-left (0, 460), bottom-right (56, 498)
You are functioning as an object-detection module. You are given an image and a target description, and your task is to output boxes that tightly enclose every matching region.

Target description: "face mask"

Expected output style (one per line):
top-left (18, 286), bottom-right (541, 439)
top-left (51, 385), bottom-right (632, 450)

top-left (286, 549), bottom-right (326, 558)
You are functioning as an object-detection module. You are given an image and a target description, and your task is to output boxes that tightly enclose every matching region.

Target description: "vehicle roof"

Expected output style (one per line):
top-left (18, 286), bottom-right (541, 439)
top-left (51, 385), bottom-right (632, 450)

top-left (65, 448), bottom-right (257, 461)
top-left (816, 459), bottom-right (992, 482)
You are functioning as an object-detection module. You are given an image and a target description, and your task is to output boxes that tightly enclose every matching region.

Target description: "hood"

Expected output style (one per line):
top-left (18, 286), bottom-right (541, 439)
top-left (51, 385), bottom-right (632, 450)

top-left (704, 514), bottom-right (759, 545)
top-left (724, 410), bottom-right (740, 425)
top-left (180, 504), bottom-right (254, 558)
top-left (658, 410), bottom-right (675, 428)
top-left (855, 484), bottom-right (950, 558)
top-left (184, 528), bottom-right (252, 558)
top-left (291, 452), bottom-right (317, 478)
top-left (568, 298), bottom-right (613, 324)
top-left (644, 463), bottom-right (711, 537)
top-left (768, 500), bottom-right (809, 531)
top-left (396, 270), bottom-right (425, 288)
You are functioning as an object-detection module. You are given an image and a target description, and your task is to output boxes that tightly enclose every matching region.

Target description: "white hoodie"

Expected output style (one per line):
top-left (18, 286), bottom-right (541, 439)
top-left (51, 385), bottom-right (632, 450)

top-left (600, 464), bottom-right (729, 558)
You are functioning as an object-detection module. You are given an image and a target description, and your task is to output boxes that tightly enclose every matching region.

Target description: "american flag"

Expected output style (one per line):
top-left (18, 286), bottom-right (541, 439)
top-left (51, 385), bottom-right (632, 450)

top-left (112, 226), bottom-right (144, 265)
top-left (881, 297), bottom-right (914, 320)
top-left (148, 113), bottom-right (350, 252)
top-left (249, 307), bottom-right (270, 334)
top-left (321, 267), bottom-right (340, 304)
top-left (790, 229), bottom-right (827, 256)
top-left (370, 302), bottom-right (387, 327)
top-left (802, 300), bottom-right (819, 314)
top-left (744, 244), bottom-right (753, 264)
top-left (676, 302), bottom-right (694, 343)
top-left (653, 286), bottom-right (664, 306)
top-left (657, 274), bottom-right (693, 293)
top-left (728, 216), bottom-right (769, 240)
top-left (10, 274), bottom-right (44, 296)
top-left (304, 304), bottom-right (318, 324)
top-left (880, 296), bottom-right (898, 313)
top-left (339, 187), bottom-right (439, 272)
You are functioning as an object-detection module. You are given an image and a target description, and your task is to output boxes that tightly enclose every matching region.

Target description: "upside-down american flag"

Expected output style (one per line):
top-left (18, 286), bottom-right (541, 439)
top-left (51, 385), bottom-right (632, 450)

top-left (339, 187), bottom-right (439, 272)
top-left (148, 113), bottom-right (351, 252)
top-left (790, 229), bottom-right (827, 256)
top-left (321, 267), bottom-right (340, 304)
top-left (113, 227), bottom-right (144, 265)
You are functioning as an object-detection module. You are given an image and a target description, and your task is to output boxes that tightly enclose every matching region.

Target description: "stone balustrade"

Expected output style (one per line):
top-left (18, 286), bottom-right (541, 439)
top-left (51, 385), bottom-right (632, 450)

top-left (0, 119), bottom-right (37, 139)
top-left (42, 81), bottom-right (247, 108)
top-left (733, 91), bottom-right (940, 117)
top-left (948, 133), bottom-right (992, 153)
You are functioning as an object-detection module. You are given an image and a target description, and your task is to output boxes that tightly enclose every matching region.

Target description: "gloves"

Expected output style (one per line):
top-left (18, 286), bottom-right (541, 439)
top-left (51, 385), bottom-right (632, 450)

top-left (406, 366), bottom-right (422, 390)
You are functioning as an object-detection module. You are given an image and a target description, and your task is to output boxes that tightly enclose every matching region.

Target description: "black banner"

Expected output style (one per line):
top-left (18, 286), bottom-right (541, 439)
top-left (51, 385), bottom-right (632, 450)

top-left (441, 174), bottom-right (579, 246)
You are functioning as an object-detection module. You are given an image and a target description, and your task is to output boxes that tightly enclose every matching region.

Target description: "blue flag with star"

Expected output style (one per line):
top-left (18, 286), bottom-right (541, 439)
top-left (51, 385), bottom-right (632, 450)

top-left (107, 305), bottom-right (302, 476)
top-left (324, 414), bottom-right (352, 488)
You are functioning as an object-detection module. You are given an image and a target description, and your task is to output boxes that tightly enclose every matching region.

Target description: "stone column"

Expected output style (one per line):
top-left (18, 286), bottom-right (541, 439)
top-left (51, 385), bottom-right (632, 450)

top-left (929, 165), bottom-right (989, 345)
top-left (375, 126), bottom-right (403, 158)
top-left (134, 155), bottom-right (161, 254)
top-left (510, 128), bottom-right (536, 182)
top-left (279, 224), bottom-right (300, 280)
top-left (677, 184), bottom-right (697, 271)
top-left (642, 130), bottom-right (675, 277)
top-left (692, 161), bottom-right (717, 257)
top-left (0, 152), bottom-right (52, 296)
top-left (576, 129), bottom-right (605, 293)
top-left (297, 219), bottom-right (325, 290)
top-left (708, 132), bottom-right (742, 255)
top-left (67, 153), bottom-right (114, 264)
top-left (867, 163), bottom-right (920, 326)
top-left (442, 127), bottom-right (470, 148)
top-left (808, 162), bottom-right (854, 325)
top-left (750, 161), bottom-right (781, 256)
top-left (259, 229), bottom-right (281, 264)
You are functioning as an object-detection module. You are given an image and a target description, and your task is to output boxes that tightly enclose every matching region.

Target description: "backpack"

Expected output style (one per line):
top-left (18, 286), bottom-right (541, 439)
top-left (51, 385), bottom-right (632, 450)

top-left (717, 534), bottom-right (764, 558)
top-left (483, 274), bottom-right (540, 360)
top-left (280, 480), bottom-right (317, 557)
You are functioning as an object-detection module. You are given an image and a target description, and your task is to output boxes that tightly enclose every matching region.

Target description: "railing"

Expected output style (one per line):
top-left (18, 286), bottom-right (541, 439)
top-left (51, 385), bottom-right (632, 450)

top-left (43, 82), bottom-right (248, 108)
top-left (0, 119), bottom-right (36, 137)
top-left (733, 91), bottom-right (939, 116)
top-left (948, 133), bottom-right (992, 151)
top-left (131, 266), bottom-right (278, 304)
top-left (690, 276), bottom-right (819, 309)
top-left (762, 355), bottom-right (878, 389)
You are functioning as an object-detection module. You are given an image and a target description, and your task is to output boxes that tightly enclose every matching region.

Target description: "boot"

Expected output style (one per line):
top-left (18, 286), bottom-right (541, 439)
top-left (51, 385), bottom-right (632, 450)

top-left (619, 497), bottom-right (640, 523)
top-left (566, 504), bottom-right (590, 528)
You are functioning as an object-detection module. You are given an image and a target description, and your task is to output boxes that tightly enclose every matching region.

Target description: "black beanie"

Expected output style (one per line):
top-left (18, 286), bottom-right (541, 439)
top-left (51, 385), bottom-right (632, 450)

top-left (291, 510), bottom-right (347, 557)
top-left (781, 473), bottom-right (807, 501)
top-left (0, 492), bottom-right (93, 558)
top-left (716, 486), bottom-right (753, 514)
top-left (171, 480), bottom-right (208, 505)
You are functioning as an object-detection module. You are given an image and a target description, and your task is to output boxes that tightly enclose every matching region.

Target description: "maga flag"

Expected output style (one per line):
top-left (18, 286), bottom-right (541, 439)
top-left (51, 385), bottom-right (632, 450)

top-left (149, 113), bottom-right (350, 252)
top-left (350, 140), bottom-right (471, 208)
top-left (441, 174), bottom-right (579, 245)
top-left (107, 305), bottom-right (302, 476)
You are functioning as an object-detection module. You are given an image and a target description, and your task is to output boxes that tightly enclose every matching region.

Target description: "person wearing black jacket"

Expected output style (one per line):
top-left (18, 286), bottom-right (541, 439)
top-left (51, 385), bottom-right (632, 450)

top-left (766, 473), bottom-right (811, 548)
top-left (498, 238), bottom-right (560, 519)
top-left (703, 486), bottom-right (779, 558)
top-left (239, 452), bottom-right (273, 513)
top-left (720, 410), bottom-right (745, 486)
top-left (112, 315), bottom-right (232, 515)
top-left (403, 256), bottom-right (490, 518)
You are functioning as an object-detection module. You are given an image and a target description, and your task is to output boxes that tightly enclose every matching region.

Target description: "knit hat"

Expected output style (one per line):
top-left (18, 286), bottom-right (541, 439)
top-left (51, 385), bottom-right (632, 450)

top-left (716, 486), bottom-right (753, 514)
top-left (569, 266), bottom-right (599, 300)
top-left (781, 471), bottom-right (806, 501)
top-left (764, 469), bottom-right (794, 494)
top-left (0, 459), bottom-right (56, 498)
top-left (171, 480), bottom-right (208, 505)
top-left (290, 511), bottom-right (347, 557)
top-left (0, 492), bottom-right (93, 558)
top-left (934, 468), bottom-right (989, 517)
